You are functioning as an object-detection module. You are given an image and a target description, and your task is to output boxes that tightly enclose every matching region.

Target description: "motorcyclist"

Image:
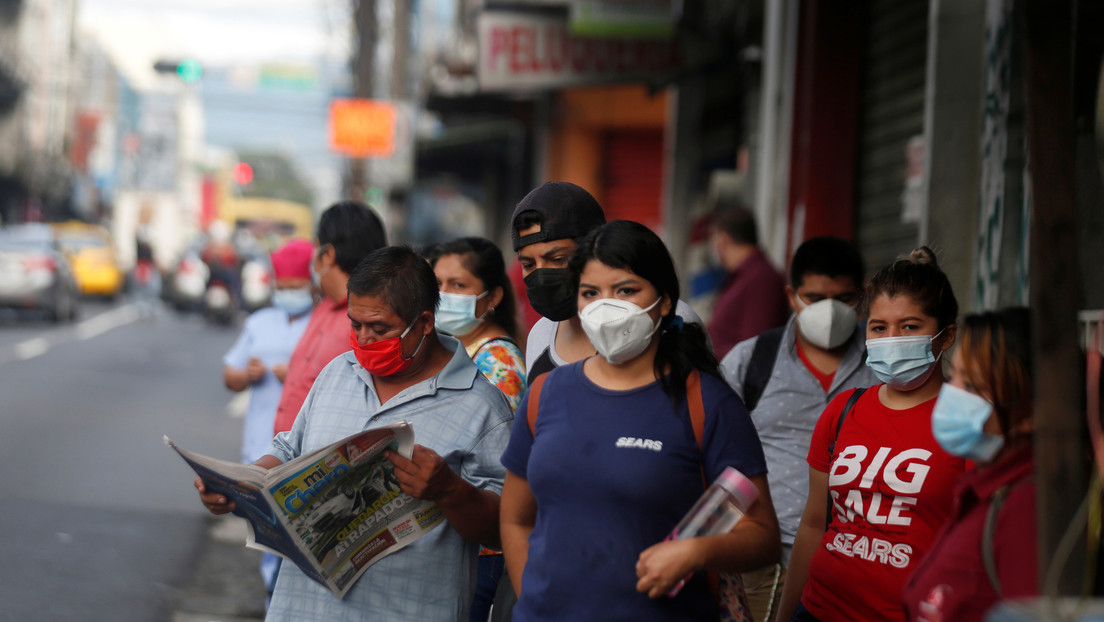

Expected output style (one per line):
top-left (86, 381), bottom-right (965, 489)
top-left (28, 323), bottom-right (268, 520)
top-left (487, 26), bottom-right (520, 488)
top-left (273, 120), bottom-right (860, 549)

top-left (200, 220), bottom-right (241, 307)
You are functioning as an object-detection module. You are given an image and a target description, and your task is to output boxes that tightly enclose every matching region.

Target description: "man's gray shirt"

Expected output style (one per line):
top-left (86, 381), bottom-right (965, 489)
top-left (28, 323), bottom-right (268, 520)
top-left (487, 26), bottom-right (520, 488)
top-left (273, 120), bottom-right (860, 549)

top-left (720, 317), bottom-right (877, 564)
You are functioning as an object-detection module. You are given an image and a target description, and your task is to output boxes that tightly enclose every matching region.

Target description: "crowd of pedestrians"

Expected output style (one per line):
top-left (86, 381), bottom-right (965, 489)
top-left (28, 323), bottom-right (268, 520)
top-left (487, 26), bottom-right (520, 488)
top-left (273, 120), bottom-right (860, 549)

top-left (192, 181), bottom-right (1038, 622)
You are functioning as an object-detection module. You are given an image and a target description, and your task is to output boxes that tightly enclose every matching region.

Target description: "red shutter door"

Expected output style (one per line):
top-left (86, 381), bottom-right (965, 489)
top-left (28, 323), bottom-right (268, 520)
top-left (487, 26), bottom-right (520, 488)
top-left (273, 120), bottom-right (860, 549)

top-left (601, 130), bottom-right (664, 232)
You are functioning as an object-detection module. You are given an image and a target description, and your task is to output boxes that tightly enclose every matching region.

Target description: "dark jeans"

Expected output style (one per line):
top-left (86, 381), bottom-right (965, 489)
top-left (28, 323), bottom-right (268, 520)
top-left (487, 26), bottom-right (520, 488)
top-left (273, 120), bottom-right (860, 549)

top-left (470, 554), bottom-right (506, 622)
top-left (792, 601), bottom-right (823, 622)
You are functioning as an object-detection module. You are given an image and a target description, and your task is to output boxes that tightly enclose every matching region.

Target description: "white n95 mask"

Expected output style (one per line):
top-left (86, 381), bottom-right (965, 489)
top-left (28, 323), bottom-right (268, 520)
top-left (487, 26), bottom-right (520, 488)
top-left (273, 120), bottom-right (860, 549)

top-left (796, 297), bottom-right (858, 350)
top-left (579, 298), bottom-right (662, 365)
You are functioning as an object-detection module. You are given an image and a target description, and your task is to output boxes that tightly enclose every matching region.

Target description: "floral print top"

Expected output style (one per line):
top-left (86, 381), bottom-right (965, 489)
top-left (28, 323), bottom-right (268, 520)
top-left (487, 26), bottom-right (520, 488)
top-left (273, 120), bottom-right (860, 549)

top-left (465, 336), bottom-right (527, 414)
top-left (465, 336), bottom-right (526, 557)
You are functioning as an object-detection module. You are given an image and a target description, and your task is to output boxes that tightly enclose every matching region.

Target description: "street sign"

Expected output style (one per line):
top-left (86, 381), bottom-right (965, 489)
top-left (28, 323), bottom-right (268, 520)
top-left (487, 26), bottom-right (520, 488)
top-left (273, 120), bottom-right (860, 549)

top-left (329, 99), bottom-right (397, 158)
top-left (477, 11), bottom-right (679, 92)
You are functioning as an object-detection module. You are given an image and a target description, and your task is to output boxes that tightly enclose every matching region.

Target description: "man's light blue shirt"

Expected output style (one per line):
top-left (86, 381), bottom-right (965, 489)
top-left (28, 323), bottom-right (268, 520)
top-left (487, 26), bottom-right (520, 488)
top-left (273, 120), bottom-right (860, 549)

top-left (223, 306), bottom-right (311, 464)
top-left (266, 335), bottom-right (513, 622)
top-left (720, 317), bottom-right (877, 564)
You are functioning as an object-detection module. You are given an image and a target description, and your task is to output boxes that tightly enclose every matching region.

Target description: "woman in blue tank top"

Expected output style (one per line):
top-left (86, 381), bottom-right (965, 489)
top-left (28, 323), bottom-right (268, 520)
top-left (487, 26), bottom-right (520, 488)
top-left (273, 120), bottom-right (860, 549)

top-left (500, 220), bottom-right (781, 622)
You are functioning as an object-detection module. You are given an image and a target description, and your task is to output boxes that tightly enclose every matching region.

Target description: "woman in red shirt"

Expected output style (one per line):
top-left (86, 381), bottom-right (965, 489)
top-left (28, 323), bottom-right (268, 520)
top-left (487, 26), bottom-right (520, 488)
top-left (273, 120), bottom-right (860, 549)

top-left (775, 248), bottom-right (969, 622)
top-left (902, 307), bottom-right (1036, 621)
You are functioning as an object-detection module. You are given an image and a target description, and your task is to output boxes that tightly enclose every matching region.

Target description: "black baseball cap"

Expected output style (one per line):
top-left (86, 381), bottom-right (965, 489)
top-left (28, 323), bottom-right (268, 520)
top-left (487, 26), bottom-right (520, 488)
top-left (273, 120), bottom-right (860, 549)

top-left (510, 182), bottom-right (606, 251)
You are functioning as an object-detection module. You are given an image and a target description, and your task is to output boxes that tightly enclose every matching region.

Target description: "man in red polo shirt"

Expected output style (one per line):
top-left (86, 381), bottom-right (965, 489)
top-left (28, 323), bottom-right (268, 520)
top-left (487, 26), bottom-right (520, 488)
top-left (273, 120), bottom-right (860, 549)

top-left (272, 201), bottom-right (387, 434)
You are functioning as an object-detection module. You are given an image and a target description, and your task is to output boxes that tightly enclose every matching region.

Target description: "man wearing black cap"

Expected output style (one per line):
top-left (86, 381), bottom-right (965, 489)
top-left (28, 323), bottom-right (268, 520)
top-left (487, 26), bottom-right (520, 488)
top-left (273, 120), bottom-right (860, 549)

top-left (511, 181), bottom-right (705, 379)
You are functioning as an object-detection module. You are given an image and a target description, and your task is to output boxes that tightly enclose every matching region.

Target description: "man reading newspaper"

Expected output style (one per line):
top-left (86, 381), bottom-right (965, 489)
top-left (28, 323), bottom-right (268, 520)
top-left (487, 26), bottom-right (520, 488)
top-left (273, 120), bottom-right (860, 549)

top-left (196, 246), bottom-right (514, 622)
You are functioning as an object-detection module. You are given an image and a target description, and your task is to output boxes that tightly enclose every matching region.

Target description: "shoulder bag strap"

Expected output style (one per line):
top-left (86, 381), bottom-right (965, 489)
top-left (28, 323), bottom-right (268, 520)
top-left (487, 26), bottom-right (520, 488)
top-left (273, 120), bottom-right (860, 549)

top-left (982, 485), bottom-right (1010, 597)
top-left (474, 335), bottom-right (518, 355)
top-left (525, 372), bottom-right (549, 436)
top-left (825, 387), bottom-right (867, 529)
top-left (982, 475), bottom-right (1033, 597)
top-left (685, 369), bottom-right (709, 488)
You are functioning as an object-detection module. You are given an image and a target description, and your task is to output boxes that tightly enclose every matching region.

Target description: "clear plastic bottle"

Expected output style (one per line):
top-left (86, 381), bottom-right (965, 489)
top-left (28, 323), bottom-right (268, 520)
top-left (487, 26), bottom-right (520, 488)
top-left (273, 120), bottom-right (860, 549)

top-left (666, 466), bottom-right (759, 596)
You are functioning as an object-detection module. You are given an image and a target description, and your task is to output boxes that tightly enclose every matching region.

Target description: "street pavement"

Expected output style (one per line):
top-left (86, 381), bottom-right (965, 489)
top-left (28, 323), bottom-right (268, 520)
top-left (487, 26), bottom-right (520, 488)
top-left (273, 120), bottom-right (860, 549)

top-left (171, 516), bottom-right (267, 622)
top-left (0, 300), bottom-right (270, 621)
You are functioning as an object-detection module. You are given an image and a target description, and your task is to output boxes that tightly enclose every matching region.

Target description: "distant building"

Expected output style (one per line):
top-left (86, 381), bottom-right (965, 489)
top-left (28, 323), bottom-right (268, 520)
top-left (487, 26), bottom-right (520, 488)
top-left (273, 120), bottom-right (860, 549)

top-left (0, 0), bottom-right (79, 224)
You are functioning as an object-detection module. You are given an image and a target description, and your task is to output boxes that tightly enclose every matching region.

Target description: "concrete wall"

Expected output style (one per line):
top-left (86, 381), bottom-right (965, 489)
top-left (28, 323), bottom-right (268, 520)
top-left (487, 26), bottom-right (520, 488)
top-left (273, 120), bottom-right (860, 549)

top-left (922, 0), bottom-right (987, 313)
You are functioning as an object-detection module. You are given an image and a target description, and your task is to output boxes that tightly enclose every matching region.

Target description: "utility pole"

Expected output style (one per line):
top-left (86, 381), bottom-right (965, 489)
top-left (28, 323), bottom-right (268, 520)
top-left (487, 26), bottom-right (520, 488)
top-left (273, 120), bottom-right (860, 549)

top-left (1023, 0), bottom-right (1087, 596)
top-left (392, 0), bottom-right (410, 101)
top-left (348, 0), bottom-right (377, 201)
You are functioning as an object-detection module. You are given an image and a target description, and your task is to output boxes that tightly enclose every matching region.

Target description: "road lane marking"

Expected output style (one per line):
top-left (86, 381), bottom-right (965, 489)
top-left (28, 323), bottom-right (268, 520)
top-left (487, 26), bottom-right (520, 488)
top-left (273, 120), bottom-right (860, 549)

top-left (226, 391), bottom-right (250, 419)
top-left (14, 337), bottom-right (49, 360)
top-left (1, 304), bottom-right (143, 365)
top-left (75, 304), bottom-right (140, 341)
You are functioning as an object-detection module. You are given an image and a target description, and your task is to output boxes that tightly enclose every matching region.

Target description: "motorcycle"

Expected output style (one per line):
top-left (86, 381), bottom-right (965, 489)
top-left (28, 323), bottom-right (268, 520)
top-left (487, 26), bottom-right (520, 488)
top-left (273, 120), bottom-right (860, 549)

top-left (203, 273), bottom-right (238, 325)
top-left (239, 255), bottom-right (273, 312)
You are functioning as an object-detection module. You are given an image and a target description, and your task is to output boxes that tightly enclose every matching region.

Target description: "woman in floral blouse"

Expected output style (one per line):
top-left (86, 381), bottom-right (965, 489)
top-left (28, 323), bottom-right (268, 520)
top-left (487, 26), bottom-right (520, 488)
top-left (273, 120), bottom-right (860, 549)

top-left (429, 236), bottom-right (527, 621)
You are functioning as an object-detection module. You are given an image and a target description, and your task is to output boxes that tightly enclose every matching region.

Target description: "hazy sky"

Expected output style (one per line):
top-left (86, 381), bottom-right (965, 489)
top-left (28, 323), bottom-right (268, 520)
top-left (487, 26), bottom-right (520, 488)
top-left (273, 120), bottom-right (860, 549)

top-left (78, 0), bottom-right (351, 73)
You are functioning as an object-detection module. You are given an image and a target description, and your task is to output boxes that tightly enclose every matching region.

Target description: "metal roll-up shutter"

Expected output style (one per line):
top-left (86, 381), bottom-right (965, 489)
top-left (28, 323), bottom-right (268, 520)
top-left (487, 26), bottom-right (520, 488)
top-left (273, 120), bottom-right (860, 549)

top-left (854, 0), bottom-right (930, 273)
top-left (601, 130), bottom-right (664, 232)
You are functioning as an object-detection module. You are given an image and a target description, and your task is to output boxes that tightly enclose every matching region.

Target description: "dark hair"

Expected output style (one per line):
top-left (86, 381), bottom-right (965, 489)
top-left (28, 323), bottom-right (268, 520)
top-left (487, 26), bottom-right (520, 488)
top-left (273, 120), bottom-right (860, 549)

top-left (862, 246), bottom-right (958, 329)
top-left (957, 307), bottom-right (1033, 437)
top-left (712, 198), bottom-right (758, 246)
top-left (429, 237), bottom-right (520, 340)
top-left (348, 246), bottom-right (439, 325)
top-left (569, 220), bottom-right (719, 401)
top-left (790, 236), bottom-right (865, 289)
top-left (317, 201), bottom-right (387, 274)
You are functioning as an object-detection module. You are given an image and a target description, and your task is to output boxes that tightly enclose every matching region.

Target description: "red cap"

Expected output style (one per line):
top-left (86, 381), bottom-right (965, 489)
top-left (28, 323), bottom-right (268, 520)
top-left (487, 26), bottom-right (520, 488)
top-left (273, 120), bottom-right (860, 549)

top-left (270, 239), bottom-right (314, 280)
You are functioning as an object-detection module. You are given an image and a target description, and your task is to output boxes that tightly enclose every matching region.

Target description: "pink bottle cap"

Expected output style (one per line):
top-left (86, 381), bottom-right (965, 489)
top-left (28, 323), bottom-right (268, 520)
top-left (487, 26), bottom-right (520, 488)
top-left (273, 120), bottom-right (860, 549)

top-left (715, 466), bottom-right (759, 509)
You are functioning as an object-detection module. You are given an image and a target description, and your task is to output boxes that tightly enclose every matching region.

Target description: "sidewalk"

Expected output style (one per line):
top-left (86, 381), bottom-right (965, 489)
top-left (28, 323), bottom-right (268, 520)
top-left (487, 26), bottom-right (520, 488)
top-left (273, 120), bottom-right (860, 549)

top-left (172, 516), bottom-right (268, 622)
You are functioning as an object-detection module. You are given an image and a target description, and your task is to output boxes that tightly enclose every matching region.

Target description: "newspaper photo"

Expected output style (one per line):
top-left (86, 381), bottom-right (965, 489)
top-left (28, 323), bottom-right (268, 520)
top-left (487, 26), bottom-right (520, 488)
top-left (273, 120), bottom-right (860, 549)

top-left (165, 421), bottom-right (445, 599)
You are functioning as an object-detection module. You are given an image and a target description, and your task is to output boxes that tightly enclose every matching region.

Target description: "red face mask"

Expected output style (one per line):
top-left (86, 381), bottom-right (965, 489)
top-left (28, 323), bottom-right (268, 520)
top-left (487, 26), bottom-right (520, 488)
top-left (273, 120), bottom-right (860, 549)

top-left (348, 318), bottom-right (425, 377)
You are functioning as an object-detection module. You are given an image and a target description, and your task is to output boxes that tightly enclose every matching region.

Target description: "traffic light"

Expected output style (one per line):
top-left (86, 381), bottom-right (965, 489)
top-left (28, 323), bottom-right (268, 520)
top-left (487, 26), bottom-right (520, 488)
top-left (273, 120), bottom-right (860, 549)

top-left (153, 58), bottom-right (203, 82)
top-left (232, 162), bottom-right (254, 185)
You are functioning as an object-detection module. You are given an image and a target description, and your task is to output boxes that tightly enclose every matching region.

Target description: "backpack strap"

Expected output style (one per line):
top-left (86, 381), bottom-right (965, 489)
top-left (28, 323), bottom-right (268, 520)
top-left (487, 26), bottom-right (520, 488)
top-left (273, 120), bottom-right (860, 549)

top-left (825, 387), bottom-right (867, 528)
top-left (742, 326), bottom-right (785, 412)
top-left (525, 372), bottom-right (549, 436)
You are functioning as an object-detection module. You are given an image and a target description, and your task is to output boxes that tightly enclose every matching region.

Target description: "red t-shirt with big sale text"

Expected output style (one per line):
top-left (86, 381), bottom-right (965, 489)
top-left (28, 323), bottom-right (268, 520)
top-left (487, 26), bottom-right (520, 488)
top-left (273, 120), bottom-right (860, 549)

top-left (802, 386), bottom-right (968, 621)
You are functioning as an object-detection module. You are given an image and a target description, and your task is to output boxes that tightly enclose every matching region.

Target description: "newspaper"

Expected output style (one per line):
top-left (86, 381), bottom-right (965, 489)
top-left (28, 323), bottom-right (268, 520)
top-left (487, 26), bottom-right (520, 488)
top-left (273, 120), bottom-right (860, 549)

top-left (165, 422), bottom-right (445, 599)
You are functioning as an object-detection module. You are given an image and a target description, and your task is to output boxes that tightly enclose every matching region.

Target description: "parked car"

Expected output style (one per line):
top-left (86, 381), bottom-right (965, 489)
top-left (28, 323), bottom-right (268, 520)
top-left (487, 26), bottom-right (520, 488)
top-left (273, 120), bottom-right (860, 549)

top-left (0, 224), bottom-right (80, 322)
top-left (52, 222), bottom-right (125, 298)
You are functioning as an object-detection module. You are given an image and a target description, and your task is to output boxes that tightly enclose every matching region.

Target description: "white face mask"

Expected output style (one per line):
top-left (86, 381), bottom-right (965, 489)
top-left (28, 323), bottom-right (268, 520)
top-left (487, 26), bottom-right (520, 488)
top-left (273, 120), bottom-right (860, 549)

top-left (795, 295), bottom-right (859, 350)
top-left (579, 297), bottom-right (662, 365)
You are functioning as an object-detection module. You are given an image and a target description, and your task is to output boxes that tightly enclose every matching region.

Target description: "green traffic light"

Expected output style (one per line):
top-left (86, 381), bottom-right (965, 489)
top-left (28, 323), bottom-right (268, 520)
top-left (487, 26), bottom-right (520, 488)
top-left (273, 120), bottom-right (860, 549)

top-left (177, 59), bottom-right (202, 82)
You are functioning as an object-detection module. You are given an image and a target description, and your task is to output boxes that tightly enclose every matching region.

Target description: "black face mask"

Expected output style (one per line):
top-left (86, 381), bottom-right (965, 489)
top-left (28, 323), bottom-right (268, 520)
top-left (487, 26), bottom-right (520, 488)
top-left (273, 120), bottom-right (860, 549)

top-left (524, 268), bottom-right (578, 322)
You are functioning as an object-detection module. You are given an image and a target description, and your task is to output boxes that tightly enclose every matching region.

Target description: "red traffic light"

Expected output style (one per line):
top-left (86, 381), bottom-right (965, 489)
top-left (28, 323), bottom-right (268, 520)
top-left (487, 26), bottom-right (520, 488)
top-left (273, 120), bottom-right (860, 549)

top-left (233, 162), bottom-right (254, 185)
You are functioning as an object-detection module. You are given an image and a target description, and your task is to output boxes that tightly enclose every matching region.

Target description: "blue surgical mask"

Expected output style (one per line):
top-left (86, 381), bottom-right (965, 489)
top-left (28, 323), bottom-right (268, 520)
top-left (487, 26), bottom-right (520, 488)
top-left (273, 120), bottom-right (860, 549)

top-left (932, 383), bottom-right (1005, 461)
top-left (865, 328), bottom-right (946, 391)
top-left (272, 287), bottom-right (314, 316)
top-left (435, 290), bottom-right (489, 336)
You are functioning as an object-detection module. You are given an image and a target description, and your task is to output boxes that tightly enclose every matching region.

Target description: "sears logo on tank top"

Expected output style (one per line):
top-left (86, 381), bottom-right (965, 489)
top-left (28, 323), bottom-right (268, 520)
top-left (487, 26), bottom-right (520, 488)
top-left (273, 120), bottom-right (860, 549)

top-left (615, 437), bottom-right (663, 452)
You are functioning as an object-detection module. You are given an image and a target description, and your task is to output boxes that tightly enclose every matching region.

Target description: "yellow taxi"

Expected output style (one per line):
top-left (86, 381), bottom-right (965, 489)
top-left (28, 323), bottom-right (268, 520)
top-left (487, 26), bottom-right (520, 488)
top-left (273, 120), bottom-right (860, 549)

top-left (52, 222), bottom-right (125, 297)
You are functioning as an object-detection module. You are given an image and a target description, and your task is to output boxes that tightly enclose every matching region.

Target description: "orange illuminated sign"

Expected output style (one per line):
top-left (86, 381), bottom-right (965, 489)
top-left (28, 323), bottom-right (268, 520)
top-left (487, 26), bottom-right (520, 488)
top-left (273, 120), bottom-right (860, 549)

top-left (329, 99), bottom-right (396, 157)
